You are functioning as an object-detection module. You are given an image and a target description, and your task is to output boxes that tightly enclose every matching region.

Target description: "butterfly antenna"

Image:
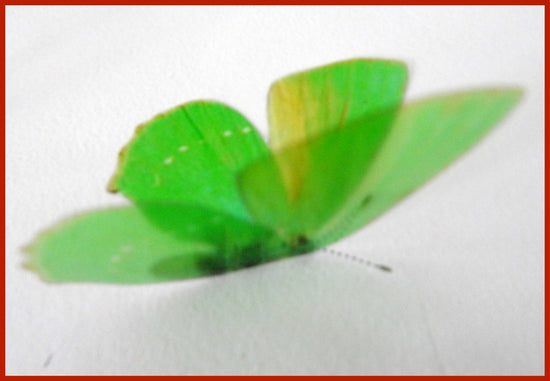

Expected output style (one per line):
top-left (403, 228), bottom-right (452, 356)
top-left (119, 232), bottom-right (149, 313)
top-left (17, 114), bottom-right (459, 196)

top-left (321, 247), bottom-right (392, 273)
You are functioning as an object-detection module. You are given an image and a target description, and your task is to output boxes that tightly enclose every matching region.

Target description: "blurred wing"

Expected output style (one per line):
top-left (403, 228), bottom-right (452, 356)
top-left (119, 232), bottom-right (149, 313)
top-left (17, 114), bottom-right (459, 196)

top-left (238, 106), bottom-right (400, 248)
top-left (267, 59), bottom-right (408, 201)
top-left (108, 101), bottom-right (269, 221)
top-left (315, 88), bottom-right (523, 245)
top-left (24, 205), bottom-right (289, 284)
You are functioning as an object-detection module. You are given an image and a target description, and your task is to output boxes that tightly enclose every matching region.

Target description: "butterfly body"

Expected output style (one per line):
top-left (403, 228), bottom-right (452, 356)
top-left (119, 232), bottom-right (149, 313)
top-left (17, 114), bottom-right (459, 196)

top-left (25, 59), bottom-right (522, 284)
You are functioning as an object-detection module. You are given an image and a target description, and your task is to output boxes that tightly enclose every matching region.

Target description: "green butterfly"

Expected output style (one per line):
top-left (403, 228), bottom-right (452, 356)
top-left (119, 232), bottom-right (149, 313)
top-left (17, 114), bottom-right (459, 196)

top-left (24, 59), bottom-right (522, 284)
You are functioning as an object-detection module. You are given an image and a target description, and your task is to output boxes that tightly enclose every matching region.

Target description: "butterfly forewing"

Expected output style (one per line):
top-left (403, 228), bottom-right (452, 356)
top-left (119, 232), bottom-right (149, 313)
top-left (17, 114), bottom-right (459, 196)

top-left (267, 59), bottom-right (408, 202)
top-left (108, 101), bottom-right (269, 222)
top-left (268, 58), bottom-right (408, 148)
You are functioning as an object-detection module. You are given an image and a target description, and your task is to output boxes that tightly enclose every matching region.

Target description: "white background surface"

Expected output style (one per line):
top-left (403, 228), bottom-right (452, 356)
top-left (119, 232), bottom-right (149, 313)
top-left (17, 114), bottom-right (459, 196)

top-left (6, 6), bottom-right (544, 375)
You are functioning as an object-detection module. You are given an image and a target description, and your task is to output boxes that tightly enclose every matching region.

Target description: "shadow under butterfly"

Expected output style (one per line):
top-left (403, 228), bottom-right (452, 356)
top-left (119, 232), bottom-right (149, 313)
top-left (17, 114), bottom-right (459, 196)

top-left (23, 58), bottom-right (522, 284)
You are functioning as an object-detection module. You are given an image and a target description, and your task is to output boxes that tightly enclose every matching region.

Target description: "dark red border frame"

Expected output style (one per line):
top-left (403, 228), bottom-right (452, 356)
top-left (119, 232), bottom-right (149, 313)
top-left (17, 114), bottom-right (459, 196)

top-left (1, 4), bottom-right (4, 377)
top-left (2, 2), bottom-right (546, 377)
top-left (1, 1), bottom-right (549, 5)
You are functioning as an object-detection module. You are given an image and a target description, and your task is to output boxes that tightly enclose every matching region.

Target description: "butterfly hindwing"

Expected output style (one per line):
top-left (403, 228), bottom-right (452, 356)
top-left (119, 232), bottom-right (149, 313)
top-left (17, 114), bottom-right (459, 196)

top-left (24, 204), bottom-right (289, 284)
top-left (314, 88), bottom-right (523, 245)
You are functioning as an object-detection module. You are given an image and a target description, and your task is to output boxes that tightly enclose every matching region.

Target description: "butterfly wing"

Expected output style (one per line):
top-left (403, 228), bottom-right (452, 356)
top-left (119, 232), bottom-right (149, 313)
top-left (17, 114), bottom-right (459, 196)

top-left (238, 88), bottom-right (522, 250)
top-left (315, 88), bottom-right (523, 245)
top-left (24, 204), bottom-right (288, 284)
top-left (25, 101), bottom-right (293, 284)
top-left (267, 59), bottom-right (408, 202)
top-left (238, 107), bottom-right (400, 248)
top-left (268, 58), bottom-right (408, 148)
top-left (108, 101), bottom-right (269, 221)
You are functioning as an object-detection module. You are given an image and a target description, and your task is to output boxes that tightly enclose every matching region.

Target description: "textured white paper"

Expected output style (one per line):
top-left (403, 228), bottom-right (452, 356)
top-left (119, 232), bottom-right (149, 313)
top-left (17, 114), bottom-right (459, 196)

top-left (6, 6), bottom-right (544, 375)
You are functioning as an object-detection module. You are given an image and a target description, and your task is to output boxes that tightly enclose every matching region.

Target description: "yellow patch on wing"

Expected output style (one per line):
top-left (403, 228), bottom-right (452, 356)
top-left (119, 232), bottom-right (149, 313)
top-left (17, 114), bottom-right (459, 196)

top-left (267, 78), bottom-right (313, 202)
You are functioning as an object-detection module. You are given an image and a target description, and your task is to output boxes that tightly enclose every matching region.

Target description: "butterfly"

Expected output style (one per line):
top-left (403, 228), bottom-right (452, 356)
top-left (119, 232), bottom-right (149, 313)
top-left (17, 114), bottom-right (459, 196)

top-left (24, 59), bottom-right (522, 284)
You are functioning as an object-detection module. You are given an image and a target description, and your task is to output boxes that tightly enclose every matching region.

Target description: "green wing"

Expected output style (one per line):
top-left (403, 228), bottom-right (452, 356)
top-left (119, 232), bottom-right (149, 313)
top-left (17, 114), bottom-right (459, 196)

top-left (238, 88), bottom-right (522, 250)
top-left (316, 88), bottom-right (523, 245)
top-left (108, 101), bottom-right (269, 221)
top-left (267, 59), bottom-right (408, 202)
top-left (24, 204), bottom-right (289, 284)
top-left (268, 58), bottom-right (408, 148)
top-left (238, 108), bottom-right (399, 249)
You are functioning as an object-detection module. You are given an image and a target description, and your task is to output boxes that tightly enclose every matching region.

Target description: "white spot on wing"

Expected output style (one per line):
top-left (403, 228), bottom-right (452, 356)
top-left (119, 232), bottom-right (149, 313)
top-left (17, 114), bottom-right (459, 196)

top-left (178, 145), bottom-right (188, 152)
top-left (164, 157), bottom-right (174, 165)
top-left (111, 245), bottom-right (133, 264)
top-left (223, 130), bottom-right (232, 137)
top-left (241, 127), bottom-right (251, 134)
top-left (121, 245), bottom-right (133, 253)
